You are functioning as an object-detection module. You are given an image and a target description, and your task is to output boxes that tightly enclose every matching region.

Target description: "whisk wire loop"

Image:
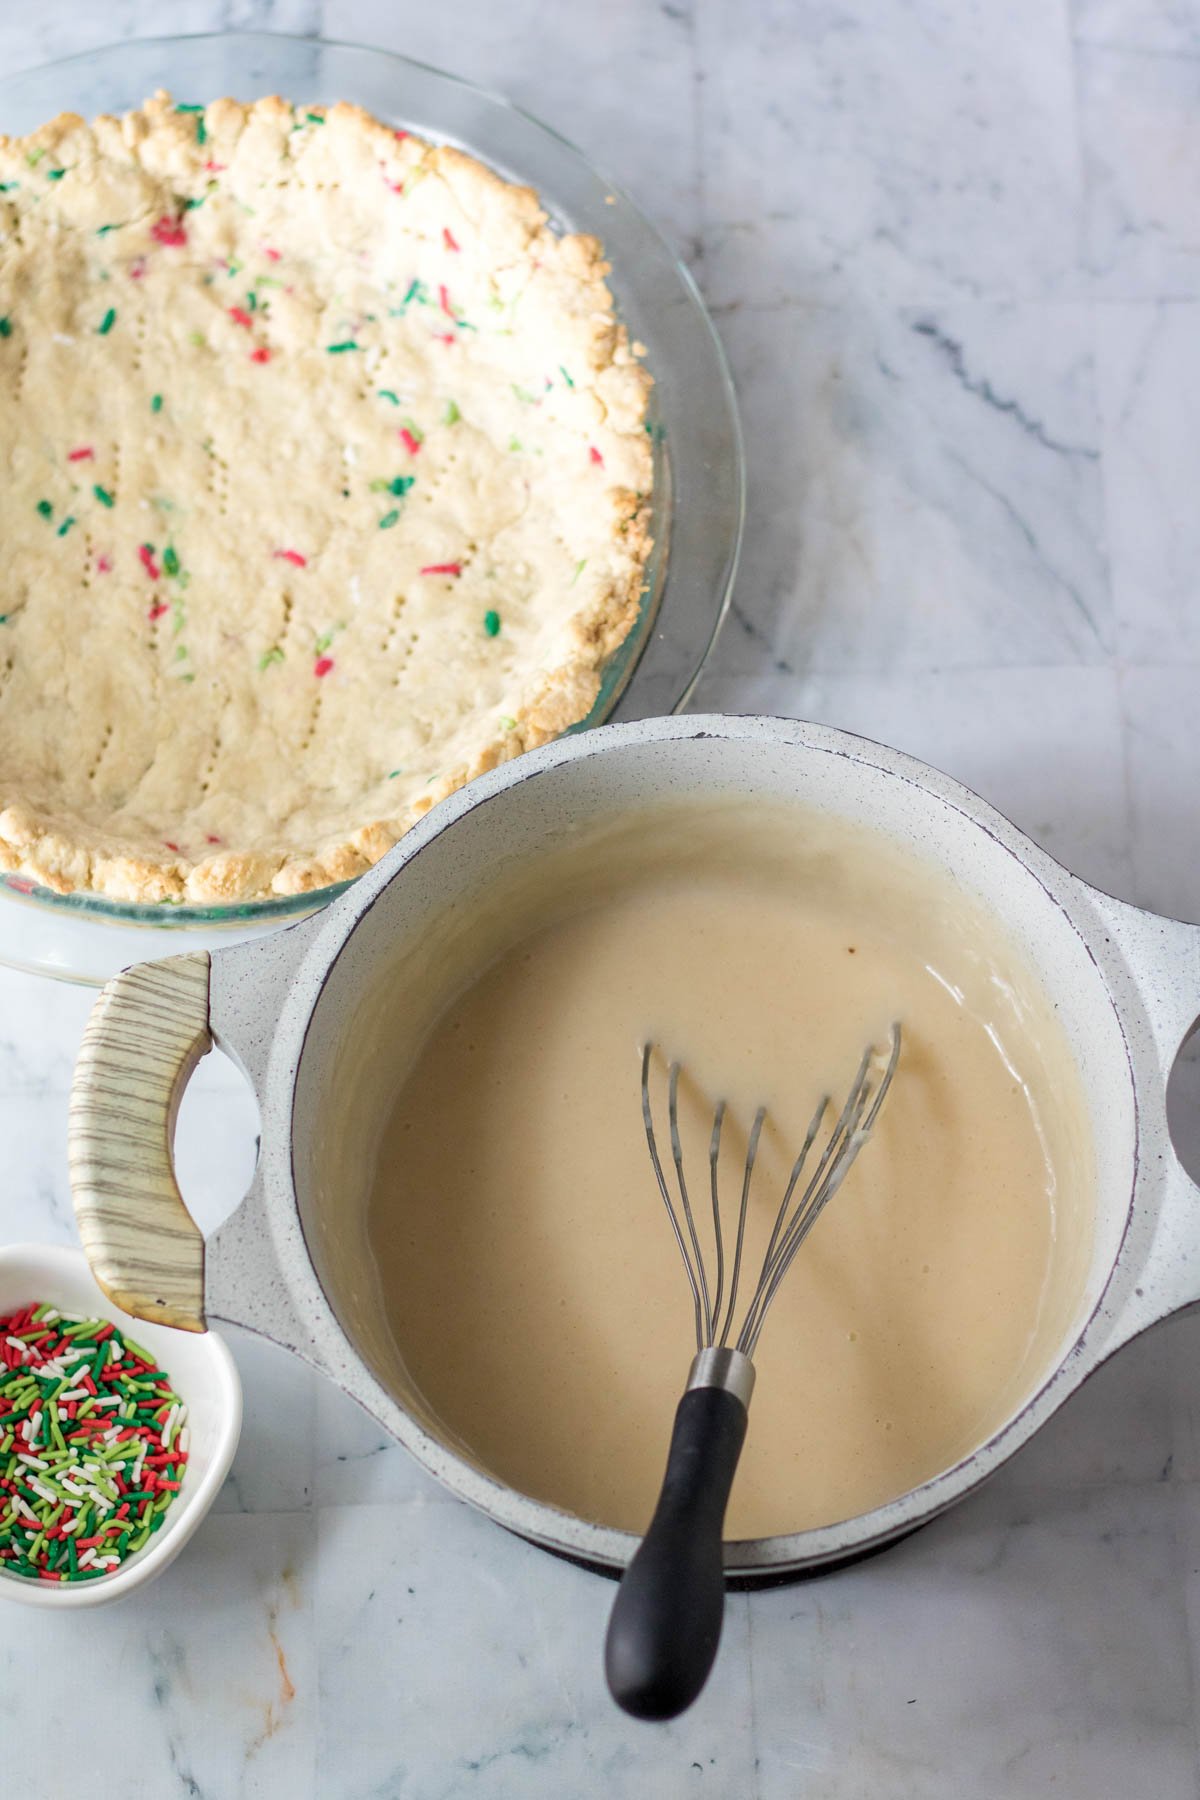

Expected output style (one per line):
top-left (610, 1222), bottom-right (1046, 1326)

top-left (640, 1024), bottom-right (902, 1362)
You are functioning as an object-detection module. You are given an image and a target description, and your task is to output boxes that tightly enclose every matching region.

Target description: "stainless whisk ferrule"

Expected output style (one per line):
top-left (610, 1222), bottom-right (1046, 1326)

top-left (686, 1347), bottom-right (755, 1409)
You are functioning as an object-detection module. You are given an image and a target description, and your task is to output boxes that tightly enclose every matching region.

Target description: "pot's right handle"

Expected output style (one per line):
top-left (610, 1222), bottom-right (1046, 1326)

top-left (1087, 889), bottom-right (1200, 1333)
top-left (68, 951), bottom-right (211, 1332)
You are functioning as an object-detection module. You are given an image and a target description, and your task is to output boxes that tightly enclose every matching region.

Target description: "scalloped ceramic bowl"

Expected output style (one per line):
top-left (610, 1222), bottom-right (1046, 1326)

top-left (0, 1243), bottom-right (240, 1608)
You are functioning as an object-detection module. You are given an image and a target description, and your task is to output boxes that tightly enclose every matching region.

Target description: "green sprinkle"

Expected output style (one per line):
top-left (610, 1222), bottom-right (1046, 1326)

top-left (151, 394), bottom-right (163, 413)
top-left (571, 559), bottom-right (587, 585)
top-left (246, 291), bottom-right (257, 312)
top-left (93, 485), bottom-right (114, 509)
top-left (95, 223), bottom-right (119, 235)
top-left (36, 500), bottom-right (52, 519)
top-left (306, 112), bottom-right (325, 125)
top-left (379, 509), bottom-right (400, 530)
top-left (508, 436), bottom-right (523, 454)
top-left (183, 195), bottom-right (206, 211)
top-left (500, 716), bottom-right (517, 731)
top-left (163, 546), bottom-right (180, 577)
top-left (0, 182), bottom-right (18, 192)
top-left (196, 119), bottom-right (207, 146)
top-left (175, 646), bottom-right (188, 662)
top-left (26, 148), bottom-right (45, 167)
top-left (0, 317), bottom-right (11, 338)
top-left (326, 341), bottom-right (359, 353)
top-left (558, 365), bottom-right (575, 388)
top-left (188, 331), bottom-right (206, 348)
top-left (400, 279), bottom-right (427, 310)
top-left (47, 167), bottom-right (66, 181)
top-left (258, 647), bottom-right (285, 671)
top-left (512, 384), bottom-right (538, 405)
top-left (377, 389), bottom-right (400, 405)
top-left (388, 476), bottom-right (415, 498)
top-left (97, 308), bottom-right (116, 336)
top-left (388, 769), bottom-right (403, 778)
top-left (175, 102), bottom-right (204, 112)
top-left (483, 610), bottom-right (501, 637)
top-left (443, 399), bottom-right (460, 425)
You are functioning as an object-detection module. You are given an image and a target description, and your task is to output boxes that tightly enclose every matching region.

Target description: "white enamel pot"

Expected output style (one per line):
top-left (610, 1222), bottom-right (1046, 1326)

top-left (66, 715), bottom-right (1200, 1582)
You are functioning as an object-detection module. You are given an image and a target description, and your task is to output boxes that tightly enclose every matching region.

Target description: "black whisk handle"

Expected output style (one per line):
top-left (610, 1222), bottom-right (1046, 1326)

top-left (604, 1382), bottom-right (749, 1720)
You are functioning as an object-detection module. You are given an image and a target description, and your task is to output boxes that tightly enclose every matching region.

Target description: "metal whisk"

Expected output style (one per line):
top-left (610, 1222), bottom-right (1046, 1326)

top-left (605, 1024), bottom-right (902, 1722)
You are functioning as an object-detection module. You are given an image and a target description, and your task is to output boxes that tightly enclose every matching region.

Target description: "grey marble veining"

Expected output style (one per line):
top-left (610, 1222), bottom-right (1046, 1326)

top-left (0, 2), bottom-right (1198, 1794)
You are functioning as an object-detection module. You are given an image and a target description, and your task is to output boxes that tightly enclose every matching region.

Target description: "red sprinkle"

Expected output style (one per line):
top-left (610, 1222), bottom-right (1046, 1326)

top-left (273, 548), bottom-right (307, 568)
top-left (263, 246), bottom-right (281, 262)
top-left (148, 602), bottom-right (168, 621)
top-left (204, 160), bottom-right (227, 174)
top-left (420, 562), bottom-right (462, 577)
top-left (150, 215), bottom-right (187, 248)
top-left (205, 834), bottom-right (222, 845)
top-left (314, 656), bottom-right (334, 678)
top-left (435, 332), bottom-right (457, 346)
top-left (589, 446), bottom-right (604, 466)
top-left (67, 447), bottom-right (94, 462)
top-left (96, 555), bottom-right (113, 574)
top-left (250, 347), bottom-right (272, 364)
top-left (393, 129), bottom-right (408, 143)
top-left (443, 228), bottom-right (460, 253)
top-left (129, 257), bottom-right (147, 280)
top-left (138, 545), bottom-right (161, 580)
top-left (438, 284), bottom-right (455, 318)
top-left (399, 427), bottom-right (421, 456)
top-left (228, 306), bottom-right (254, 329)
top-left (164, 841), bottom-right (181, 853)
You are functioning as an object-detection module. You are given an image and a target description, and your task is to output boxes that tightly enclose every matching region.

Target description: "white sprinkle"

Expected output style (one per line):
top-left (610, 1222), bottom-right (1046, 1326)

top-left (90, 1395), bottom-right (121, 1409)
top-left (5, 1336), bottom-right (29, 1354)
top-left (28, 1479), bottom-right (58, 1506)
top-left (177, 1427), bottom-right (190, 1455)
top-left (15, 1452), bottom-right (47, 1470)
top-left (59, 1387), bottom-right (89, 1402)
top-left (51, 332), bottom-right (76, 346)
top-left (14, 1498), bottom-right (39, 1525)
top-left (77, 1547), bottom-right (97, 1568)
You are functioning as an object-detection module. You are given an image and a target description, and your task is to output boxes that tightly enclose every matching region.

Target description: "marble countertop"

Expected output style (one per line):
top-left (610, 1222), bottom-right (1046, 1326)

top-left (2, 0), bottom-right (1198, 1793)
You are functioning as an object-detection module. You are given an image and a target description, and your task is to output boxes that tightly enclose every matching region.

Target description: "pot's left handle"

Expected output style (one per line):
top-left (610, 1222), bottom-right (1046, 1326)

top-left (68, 952), bottom-right (211, 1333)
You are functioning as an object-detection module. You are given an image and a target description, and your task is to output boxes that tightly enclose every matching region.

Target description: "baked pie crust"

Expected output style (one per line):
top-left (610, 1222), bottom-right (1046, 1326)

top-left (0, 92), bottom-right (652, 903)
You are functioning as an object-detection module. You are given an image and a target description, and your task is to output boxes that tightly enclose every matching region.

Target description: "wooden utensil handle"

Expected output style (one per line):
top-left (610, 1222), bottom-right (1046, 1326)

top-left (68, 952), bottom-right (212, 1332)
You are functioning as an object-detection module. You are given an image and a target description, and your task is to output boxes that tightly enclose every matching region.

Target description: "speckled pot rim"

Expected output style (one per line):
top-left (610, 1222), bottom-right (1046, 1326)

top-left (204, 715), bottom-right (1200, 1577)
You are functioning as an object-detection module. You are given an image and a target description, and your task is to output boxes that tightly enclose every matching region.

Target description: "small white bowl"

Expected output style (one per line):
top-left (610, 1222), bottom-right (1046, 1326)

top-left (0, 1242), bottom-right (241, 1608)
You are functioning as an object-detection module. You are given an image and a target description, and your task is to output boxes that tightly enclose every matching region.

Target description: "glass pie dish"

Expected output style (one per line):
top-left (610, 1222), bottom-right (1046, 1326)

top-left (0, 31), bottom-right (743, 984)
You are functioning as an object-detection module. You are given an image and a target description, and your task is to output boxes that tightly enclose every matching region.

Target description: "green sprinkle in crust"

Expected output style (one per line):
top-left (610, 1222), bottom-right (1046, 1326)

top-left (151, 394), bottom-right (163, 412)
top-left (36, 500), bottom-right (52, 519)
top-left (93, 485), bottom-right (114, 508)
top-left (326, 341), bottom-right (359, 354)
top-left (97, 308), bottom-right (116, 336)
top-left (379, 509), bottom-right (400, 530)
top-left (0, 317), bottom-right (11, 338)
top-left (484, 610), bottom-right (501, 637)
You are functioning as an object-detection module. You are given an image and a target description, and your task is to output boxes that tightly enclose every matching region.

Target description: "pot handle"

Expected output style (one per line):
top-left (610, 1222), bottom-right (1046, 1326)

top-left (68, 951), bottom-right (211, 1333)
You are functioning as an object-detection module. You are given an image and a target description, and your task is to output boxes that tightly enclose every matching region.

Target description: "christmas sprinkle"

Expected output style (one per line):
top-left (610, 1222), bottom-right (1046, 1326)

top-left (589, 446), bottom-right (604, 466)
top-left (93, 486), bottom-right (114, 508)
top-left (377, 390), bottom-right (400, 405)
top-left (274, 549), bottom-right (308, 568)
top-left (250, 347), bottom-right (272, 364)
top-left (0, 317), bottom-right (11, 338)
top-left (379, 509), bottom-right (400, 530)
top-left (0, 1303), bottom-right (189, 1584)
top-left (326, 341), bottom-right (359, 354)
top-left (97, 308), bottom-right (116, 336)
top-left (35, 500), bottom-right (52, 519)
top-left (484, 610), bottom-right (501, 637)
top-left (151, 394), bottom-right (163, 413)
top-left (68, 446), bottom-right (94, 462)
top-left (443, 228), bottom-right (461, 253)
top-left (150, 216), bottom-right (187, 248)
top-left (399, 424), bottom-right (423, 456)
top-left (56, 516), bottom-right (76, 538)
top-left (444, 399), bottom-right (460, 425)
top-left (139, 544), bottom-right (161, 581)
top-left (421, 562), bottom-right (462, 578)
